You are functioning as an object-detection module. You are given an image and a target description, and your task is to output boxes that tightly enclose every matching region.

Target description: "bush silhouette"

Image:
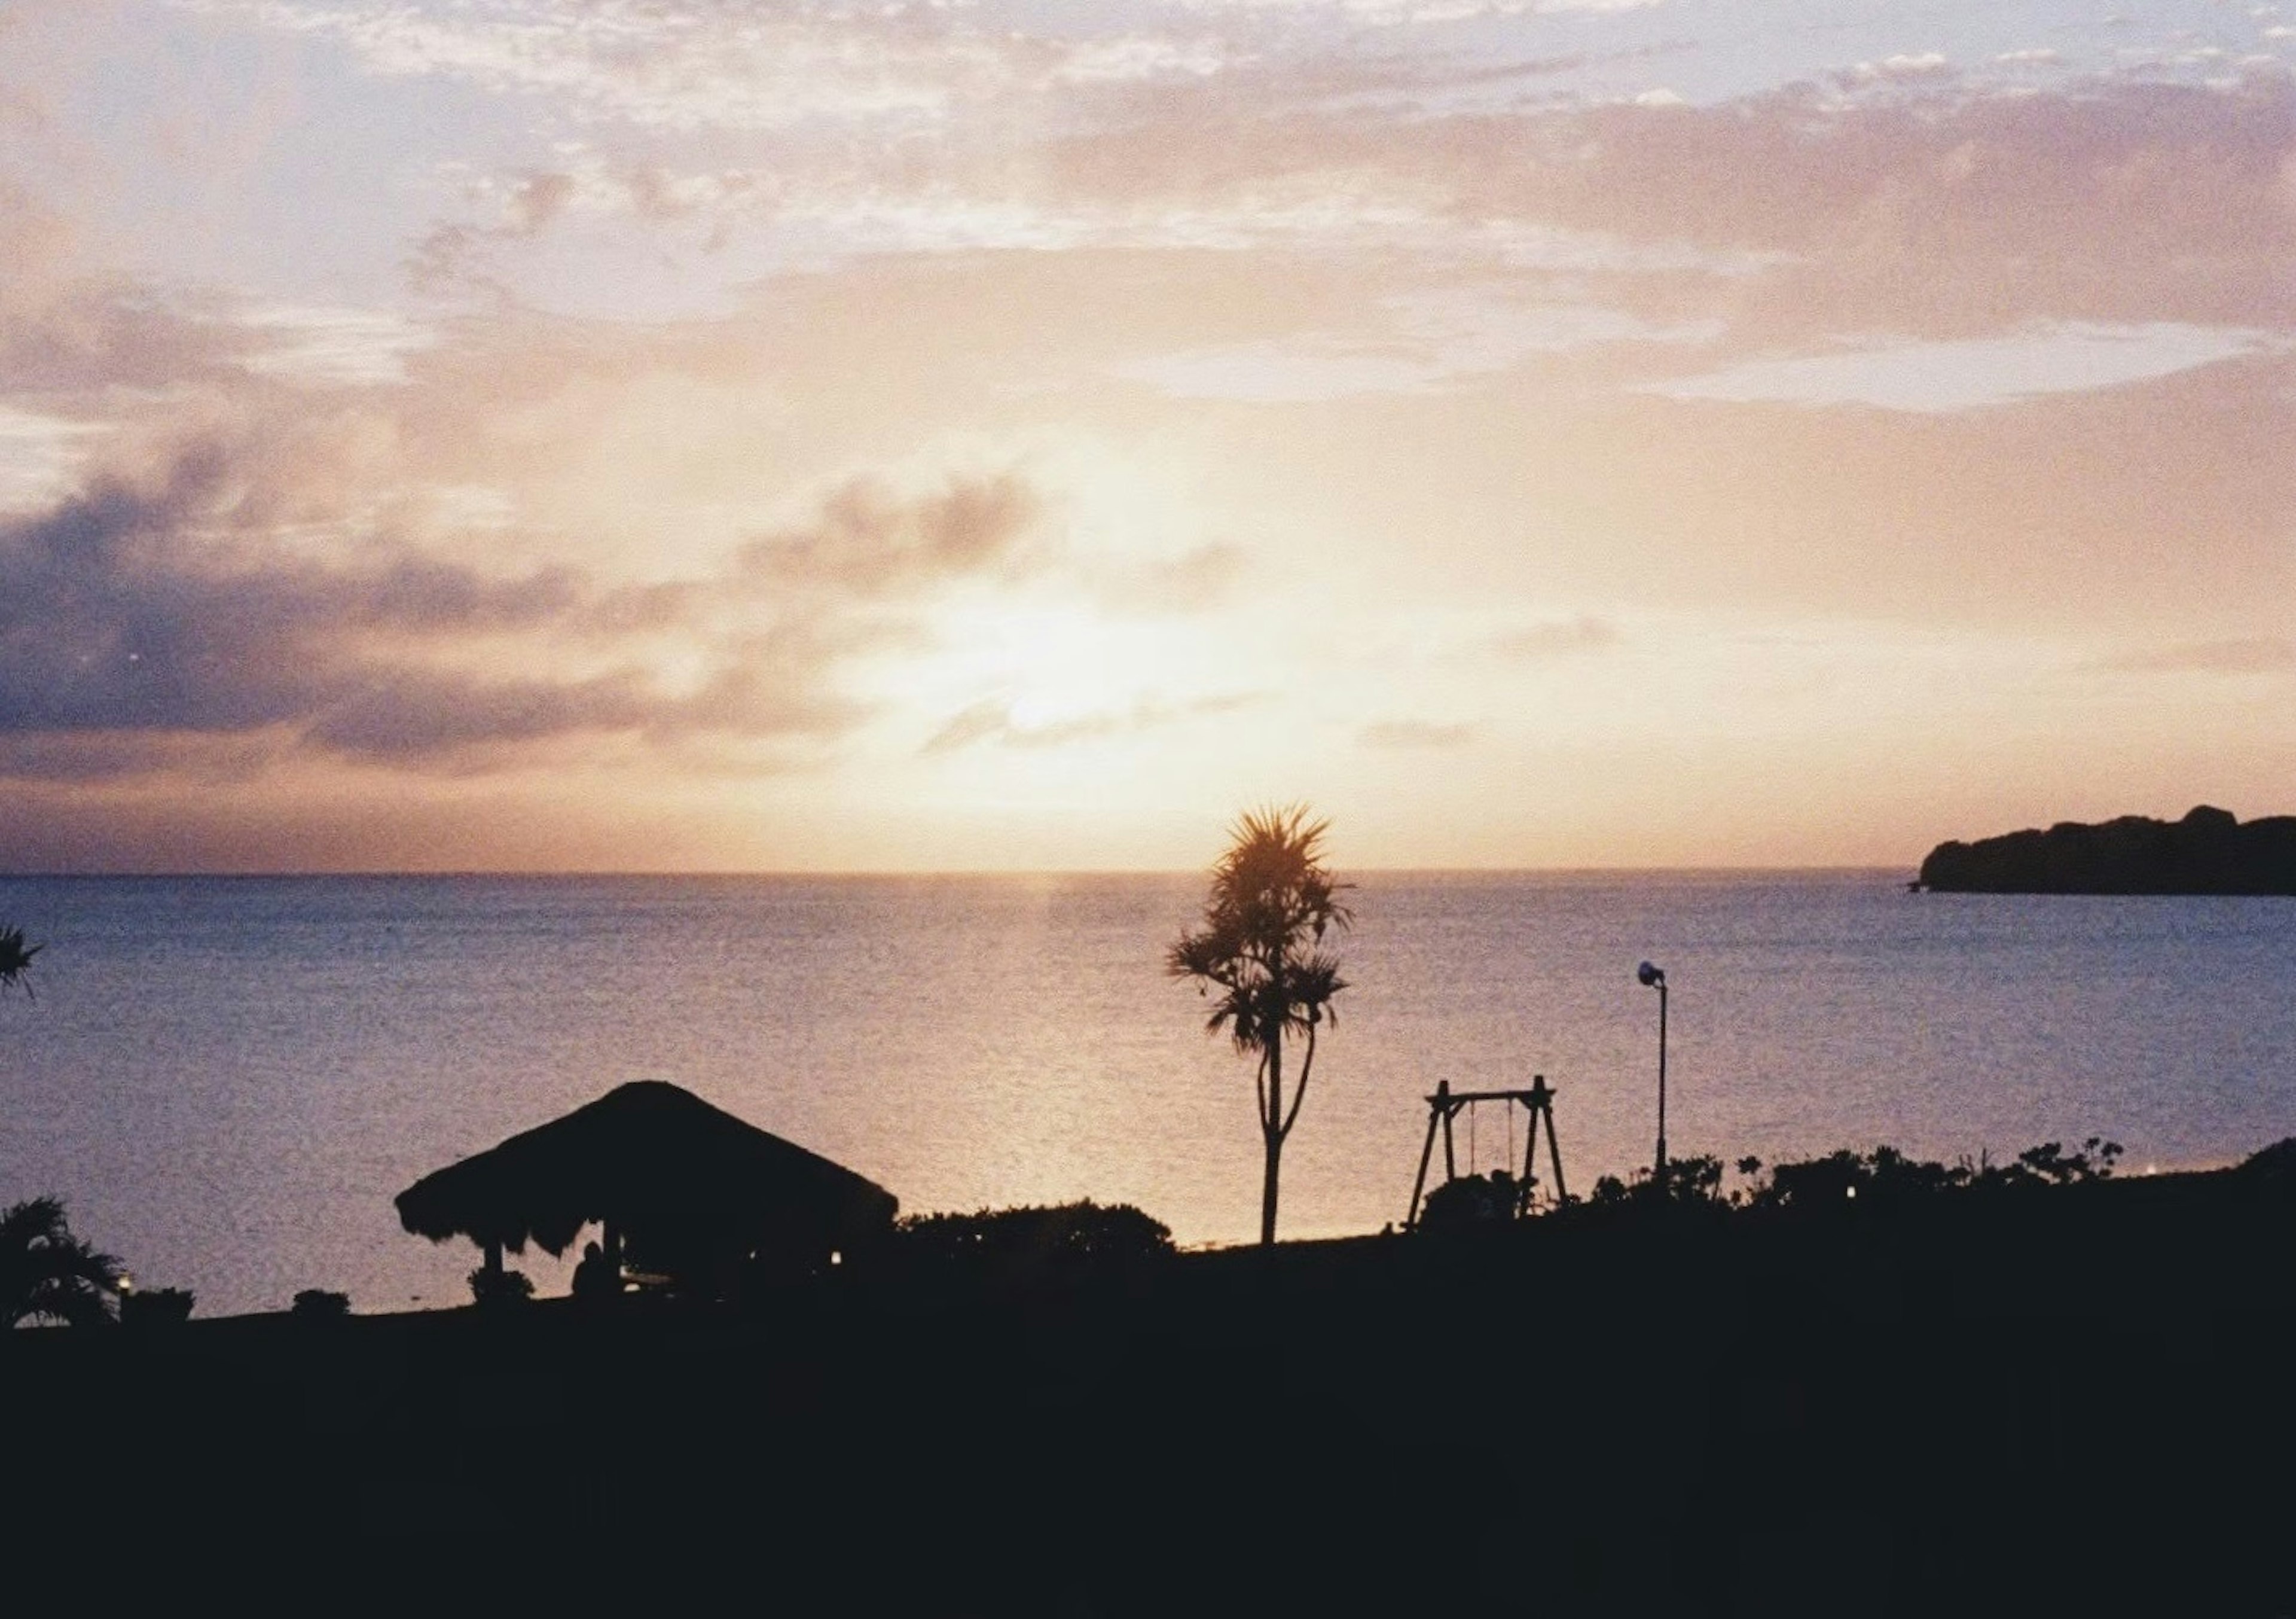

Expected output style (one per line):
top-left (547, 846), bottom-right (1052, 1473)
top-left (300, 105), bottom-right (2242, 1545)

top-left (891, 1201), bottom-right (1172, 1280)
top-left (120, 1286), bottom-right (194, 1327)
top-left (467, 1266), bottom-right (535, 1308)
top-left (1735, 1138), bottom-right (2123, 1210)
top-left (1589, 1153), bottom-right (1724, 1209)
top-left (1416, 1170), bottom-right (1523, 1231)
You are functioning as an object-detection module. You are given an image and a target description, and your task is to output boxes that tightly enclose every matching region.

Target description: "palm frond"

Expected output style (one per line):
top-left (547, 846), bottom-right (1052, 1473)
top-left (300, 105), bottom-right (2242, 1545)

top-left (1168, 804), bottom-right (1352, 1059)
top-left (0, 924), bottom-right (42, 998)
top-left (1, 1196), bottom-right (123, 1328)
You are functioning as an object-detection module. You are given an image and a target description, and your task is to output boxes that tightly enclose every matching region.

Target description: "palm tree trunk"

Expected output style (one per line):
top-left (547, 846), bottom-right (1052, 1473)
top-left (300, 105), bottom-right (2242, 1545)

top-left (1260, 1130), bottom-right (1282, 1247)
top-left (1260, 1021), bottom-right (1283, 1245)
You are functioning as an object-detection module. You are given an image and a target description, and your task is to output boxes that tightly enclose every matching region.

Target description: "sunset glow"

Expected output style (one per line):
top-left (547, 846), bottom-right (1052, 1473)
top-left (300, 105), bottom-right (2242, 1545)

top-left (3, 0), bottom-right (2291, 871)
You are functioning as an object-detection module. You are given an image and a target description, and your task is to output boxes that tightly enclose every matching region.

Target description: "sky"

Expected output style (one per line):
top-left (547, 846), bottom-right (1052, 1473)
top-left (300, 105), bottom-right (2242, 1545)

top-left (1, 0), bottom-right (2291, 872)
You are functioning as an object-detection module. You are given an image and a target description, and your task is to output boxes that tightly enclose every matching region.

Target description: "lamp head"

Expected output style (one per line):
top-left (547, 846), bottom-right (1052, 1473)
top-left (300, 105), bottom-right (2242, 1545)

top-left (1636, 960), bottom-right (1664, 987)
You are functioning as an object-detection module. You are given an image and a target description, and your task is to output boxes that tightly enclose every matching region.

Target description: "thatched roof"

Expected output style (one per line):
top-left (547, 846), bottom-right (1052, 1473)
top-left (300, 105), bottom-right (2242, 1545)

top-left (395, 1080), bottom-right (898, 1260)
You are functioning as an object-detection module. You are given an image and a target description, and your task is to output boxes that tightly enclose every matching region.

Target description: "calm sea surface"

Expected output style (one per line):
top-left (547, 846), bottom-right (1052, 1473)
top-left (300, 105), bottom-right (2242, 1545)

top-left (2, 871), bottom-right (2291, 1317)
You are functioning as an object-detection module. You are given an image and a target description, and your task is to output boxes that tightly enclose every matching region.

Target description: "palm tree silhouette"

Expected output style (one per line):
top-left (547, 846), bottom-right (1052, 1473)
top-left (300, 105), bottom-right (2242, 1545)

top-left (0, 925), bottom-right (39, 999)
top-left (1168, 806), bottom-right (1351, 1246)
top-left (2, 1197), bottom-right (123, 1328)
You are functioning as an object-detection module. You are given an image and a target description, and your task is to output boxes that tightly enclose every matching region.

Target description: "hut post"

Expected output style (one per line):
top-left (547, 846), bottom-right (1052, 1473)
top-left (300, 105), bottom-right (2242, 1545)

top-left (482, 1238), bottom-right (504, 1280)
top-left (602, 1221), bottom-right (622, 1277)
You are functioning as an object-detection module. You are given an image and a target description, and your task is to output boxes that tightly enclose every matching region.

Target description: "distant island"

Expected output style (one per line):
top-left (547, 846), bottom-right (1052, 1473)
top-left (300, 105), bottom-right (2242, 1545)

top-left (1918, 804), bottom-right (2296, 894)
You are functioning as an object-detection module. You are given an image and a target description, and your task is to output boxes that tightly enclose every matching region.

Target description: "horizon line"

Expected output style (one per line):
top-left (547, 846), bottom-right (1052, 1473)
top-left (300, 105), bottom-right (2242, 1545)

top-left (0, 862), bottom-right (1918, 880)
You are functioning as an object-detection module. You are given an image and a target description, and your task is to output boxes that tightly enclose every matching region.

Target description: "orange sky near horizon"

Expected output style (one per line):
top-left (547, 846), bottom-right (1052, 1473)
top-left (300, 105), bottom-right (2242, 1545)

top-left (1, 1), bottom-right (2291, 873)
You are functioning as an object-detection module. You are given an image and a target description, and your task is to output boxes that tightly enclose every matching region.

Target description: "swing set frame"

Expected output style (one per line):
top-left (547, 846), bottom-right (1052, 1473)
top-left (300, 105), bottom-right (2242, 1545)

top-left (1403, 1075), bottom-right (1567, 1230)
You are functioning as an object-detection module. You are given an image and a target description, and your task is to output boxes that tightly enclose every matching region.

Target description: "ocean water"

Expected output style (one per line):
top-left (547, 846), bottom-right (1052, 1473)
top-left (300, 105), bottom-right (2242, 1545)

top-left (1, 871), bottom-right (2291, 1318)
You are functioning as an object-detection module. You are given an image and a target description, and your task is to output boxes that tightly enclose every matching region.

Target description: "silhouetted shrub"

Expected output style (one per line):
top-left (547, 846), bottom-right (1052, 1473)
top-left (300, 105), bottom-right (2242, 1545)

top-left (1997, 1137), bottom-right (2122, 1187)
top-left (891, 1200), bottom-right (1172, 1281)
top-left (292, 1288), bottom-right (350, 1320)
top-left (1589, 1154), bottom-right (1725, 1210)
top-left (1748, 1147), bottom-right (1939, 1210)
top-left (120, 1286), bottom-right (194, 1327)
top-left (1738, 1138), bottom-right (2123, 1211)
top-left (467, 1266), bottom-right (535, 1308)
top-left (1416, 1170), bottom-right (1523, 1231)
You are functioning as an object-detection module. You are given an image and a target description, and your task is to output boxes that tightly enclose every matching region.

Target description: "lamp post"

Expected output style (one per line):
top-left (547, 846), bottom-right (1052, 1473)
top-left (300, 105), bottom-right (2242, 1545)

top-left (1637, 961), bottom-right (1667, 1185)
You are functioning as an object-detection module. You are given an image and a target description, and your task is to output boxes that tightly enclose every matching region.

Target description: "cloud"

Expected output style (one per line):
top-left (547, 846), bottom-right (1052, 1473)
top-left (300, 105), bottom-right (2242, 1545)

top-left (404, 165), bottom-right (618, 295)
top-left (0, 426), bottom-right (1055, 776)
top-left (2091, 636), bottom-right (2296, 673)
top-left (1495, 353), bottom-right (2296, 629)
top-left (1843, 53), bottom-right (1954, 87)
top-left (923, 692), bottom-right (1254, 753)
top-left (740, 472), bottom-right (1043, 596)
top-left (234, 304), bottom-right (439, 388)
top-left (1055, 34), bottom-right (1235, 84)
top-left (1169, 0), bottom-right (1662, 16)
top-left (0, 403), bottom-right (103, 511)
top-left (1120, 289), bottom-right (1720, 401)
top-left (1120, 342), bottom-right (1443, 402)
top-left (1016, 75), bottom-right (2296, 353)
top-left (0, 445), bottom-right (627, 748)
top-left (1565, 80), bottom-right (2296, 336)
top-left (921, 699), bottom-right (1012, 755)
top-left (1492, 614), bottom-right (1622, 658)
top-left (508, 170), bottom-right (578, 235)
top-left (14, 4), bottom-right (2296, 871)
top-left (1093, 542), bottom-right (1247, 615)
top-left (1644, 323), bottom-right (2289, 412)
top-left (183, 0), bottom-right (1031, 132)
top-left (1, 285), bottom-right (243, 397)
top-left (0, 177), bottom-right (82, 330)
top-left (164, 0), bottom-right (2296, 340)
top-left (1358, 718), bottom-right (1476, 748)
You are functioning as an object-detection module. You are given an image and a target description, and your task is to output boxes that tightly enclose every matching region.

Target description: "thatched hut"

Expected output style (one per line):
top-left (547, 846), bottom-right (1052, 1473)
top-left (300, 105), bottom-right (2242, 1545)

top-left (395, 1080), bottom-right (899, 1295)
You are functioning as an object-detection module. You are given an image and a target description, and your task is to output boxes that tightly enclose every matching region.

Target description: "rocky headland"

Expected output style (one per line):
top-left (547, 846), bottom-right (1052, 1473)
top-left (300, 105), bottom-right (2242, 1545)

top-left (1918, 804), bottom-right (2296, 894)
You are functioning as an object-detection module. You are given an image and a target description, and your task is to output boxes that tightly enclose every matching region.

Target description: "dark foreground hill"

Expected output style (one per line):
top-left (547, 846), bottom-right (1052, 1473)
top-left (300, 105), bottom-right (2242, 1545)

top-left (9, 1161), bottom-right (2296, 1615)
top-left (1919, 804), bottom-right (2296, 894)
